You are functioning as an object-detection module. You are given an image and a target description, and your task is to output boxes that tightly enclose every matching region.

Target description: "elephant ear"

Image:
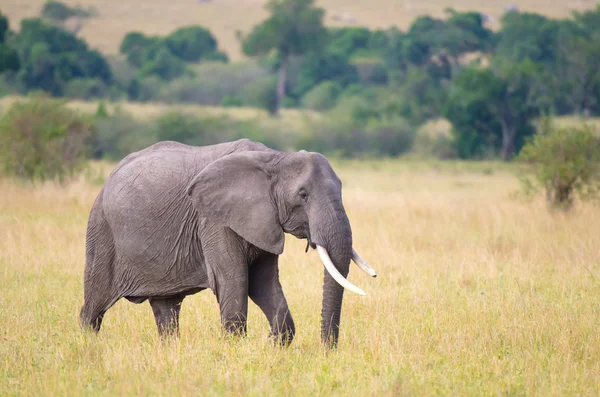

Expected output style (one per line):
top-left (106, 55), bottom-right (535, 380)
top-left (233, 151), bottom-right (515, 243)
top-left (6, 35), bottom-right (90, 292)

top-left (186, 151), bottom-right (284, 255)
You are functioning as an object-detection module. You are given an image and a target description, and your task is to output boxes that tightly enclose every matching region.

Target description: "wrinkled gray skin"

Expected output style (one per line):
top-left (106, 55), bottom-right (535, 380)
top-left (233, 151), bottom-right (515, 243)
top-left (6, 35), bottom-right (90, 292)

top-left (80, 139), bottom-right (354, 347)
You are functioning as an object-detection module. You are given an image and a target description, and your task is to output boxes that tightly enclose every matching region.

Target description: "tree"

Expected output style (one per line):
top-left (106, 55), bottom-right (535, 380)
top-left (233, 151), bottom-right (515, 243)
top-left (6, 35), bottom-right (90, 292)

top-left (289, 51), bottom-right (359, 101)
top-left (119, 32), bottom-right (161, 68)
top-left (495, 11), bottom-right (562, 64)
top-left (138, 47), bottom-right (186, 81)
top-left (0, 11), bottom-right (20, 73)
top-left (165, 26), bottom-right (221, 62)
top-left (444, 60), bottom-right (541, 159)
top-left (15, 18), bottom-right (112, 95)
top-left (552, 35), bottom-right (600, 116)
top-left (241, 0), bottom-right (328, 116)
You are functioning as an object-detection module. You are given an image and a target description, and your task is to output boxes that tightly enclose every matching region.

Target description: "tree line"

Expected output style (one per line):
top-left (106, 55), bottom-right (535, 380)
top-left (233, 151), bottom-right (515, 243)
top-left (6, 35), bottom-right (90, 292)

top-left (1, 1), bottom-right (600, 160)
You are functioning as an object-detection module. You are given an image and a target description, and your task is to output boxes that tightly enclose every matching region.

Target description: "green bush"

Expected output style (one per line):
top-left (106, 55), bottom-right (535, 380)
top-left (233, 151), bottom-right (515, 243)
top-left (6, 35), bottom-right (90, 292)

top-left (90, 109), bottom-right (287, 160)
top-left (164, 26), bottom-right (219, 63)
top-left (64, 78), bottom-right (110, 99)
top-left (301, 81), bottom-right (341, 111)
top-left (138, 47), bottom-right (187, 81)
top-left (365, 117), bottom-right (415, 157)
top-left (240, 76), bottom-right (278, 115)
top-left (147, 62), bottom-right (268, 105)
top-left (15, 18), bottom-right (113, 95)
top-left (90, 108), bottom-right (150, 160)
top-left (221, 95), bottom-right (244, 107)
top-left (154, 112), bottom-right (224, 145)
top-left (297, 113), bottom-right (415, 157)
top-left (518, 119), bottom-right (600, 210)
top-left (0, 94), bottom-right (92, 180)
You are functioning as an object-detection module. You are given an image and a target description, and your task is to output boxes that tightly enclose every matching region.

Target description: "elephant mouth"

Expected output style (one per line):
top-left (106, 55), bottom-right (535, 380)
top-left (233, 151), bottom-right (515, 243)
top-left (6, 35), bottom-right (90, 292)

top-left (304, 231), bottom-right (317, 252)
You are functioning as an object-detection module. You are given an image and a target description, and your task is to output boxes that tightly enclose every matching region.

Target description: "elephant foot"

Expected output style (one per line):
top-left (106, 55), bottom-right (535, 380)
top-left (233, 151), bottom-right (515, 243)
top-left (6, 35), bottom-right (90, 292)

top-left (270, 328), bottom-right (295, 347)
top-left (222, 319), bottom-right (247, 338)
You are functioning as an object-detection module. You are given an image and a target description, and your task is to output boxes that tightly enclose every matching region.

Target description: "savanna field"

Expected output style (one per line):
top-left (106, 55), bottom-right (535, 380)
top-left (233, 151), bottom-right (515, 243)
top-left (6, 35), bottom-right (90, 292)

top-left (1, 160), bottom-right (599, 396)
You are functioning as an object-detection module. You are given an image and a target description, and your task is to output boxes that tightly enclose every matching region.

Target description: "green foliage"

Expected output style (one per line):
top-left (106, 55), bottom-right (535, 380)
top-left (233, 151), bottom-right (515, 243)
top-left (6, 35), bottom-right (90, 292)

top-left (41, 1), bottom-right (93, 22)
top-left (298, 113), bottom-right (414, 157)
top-left (220, 95), bottom-right (244, 107)
top-left (301, 81), bottom-right (341, 110)
top-left (90, 109), bottom-right (285, 160)
top-left (240, 76), bottom-right (278, 115)
top-left (444, 61), bottom-right (540, 159)
top-left (138, 47), bottom-right (187, 81)
top-left (15, 18), bottom-right (112, 95)
top-left (328, 27), bottom-right (374, 58)
top-left (151, 61), bottom-right (268, 105)
top-left (495, 11), bottom-right (562, 64)
top-left (90, 107), bottom-right (149, 159)
top-left (518, 119), bottom-right (600, 210)
top-left (287, 52), bottom-right (359, 100)
top-left (164, 26), bottom-right (220, 63)
top-left (242, 0), bottom-right (328, 114)
top-left (119, 32), bottom-right (162, 68)
top-left (241, 0), bottom-right (327, 59)
top-left (119, 26), bottom-right (226, 84)
top-left (0, 94), bottom-right (92, 180)
top-left (385, 10), bottom-right (492, 76)
top-left (64, 78), bottom-right (111, 100)
top-left (154, 111), bottom-right (220, 144)
top-left (0, 11), bottom-right (19, 74)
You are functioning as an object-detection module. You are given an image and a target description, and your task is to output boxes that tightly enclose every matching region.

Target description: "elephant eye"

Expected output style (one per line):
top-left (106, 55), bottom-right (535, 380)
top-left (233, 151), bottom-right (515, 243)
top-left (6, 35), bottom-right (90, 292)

top-left (299, 190), bottom-right (308, 201)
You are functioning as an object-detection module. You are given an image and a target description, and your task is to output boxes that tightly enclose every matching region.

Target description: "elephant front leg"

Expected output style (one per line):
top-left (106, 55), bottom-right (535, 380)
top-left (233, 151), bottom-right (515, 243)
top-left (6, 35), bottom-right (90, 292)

top-left (201, 226), bottom-right (250, 338)
top-left (249, 253), bottom-right (295, 346)
top-left (216, 276), bottom-right (249, 336)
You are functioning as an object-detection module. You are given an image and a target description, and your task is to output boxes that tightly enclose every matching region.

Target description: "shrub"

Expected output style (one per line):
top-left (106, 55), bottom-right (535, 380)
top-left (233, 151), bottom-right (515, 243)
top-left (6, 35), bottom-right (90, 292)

top-left (0, 94), bottom-right (92, 181)
top-left (154, 112), bottom-right (224, 145)
top-left (301, 81), bottom-right (341, 111)
top-left (413, 122), bottom-right (457, 159)
top-left (296, 112), bottom-right (415, 157)
top-left (221, 95), bottom-right (244, 107)
top-left (240, 76), bottom-right (278, 115)
top-left (518, 119), bottom-right (600, 210)
top-left (164, 26), bottom-right (219, 63)
top-left (365, 117), bottom-right (415, 157)
top-left (91, 109), bottom-right (287, 160)
top-left (138, 47), bottom-right (187, 81)
top-left (151, 61), bottom-right (268, 105)
top-left (91, 108), bottom-right (155, 160)
top-left (64, 78), bottom-right (110, 99)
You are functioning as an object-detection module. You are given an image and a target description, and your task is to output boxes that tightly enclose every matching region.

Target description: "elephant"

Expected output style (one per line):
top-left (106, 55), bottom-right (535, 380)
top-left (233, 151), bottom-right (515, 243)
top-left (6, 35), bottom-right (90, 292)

top-left (79, 139), bottom-right (376, 347)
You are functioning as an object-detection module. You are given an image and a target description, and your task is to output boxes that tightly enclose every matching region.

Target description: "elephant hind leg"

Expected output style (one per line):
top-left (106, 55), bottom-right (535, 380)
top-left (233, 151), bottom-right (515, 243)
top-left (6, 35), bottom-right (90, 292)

top-left (149, 295), bottom-right (185, 338)
top-left (80, 191), bottom-right (120, 333)
top-left (79, 307), bottom-right (106, 333)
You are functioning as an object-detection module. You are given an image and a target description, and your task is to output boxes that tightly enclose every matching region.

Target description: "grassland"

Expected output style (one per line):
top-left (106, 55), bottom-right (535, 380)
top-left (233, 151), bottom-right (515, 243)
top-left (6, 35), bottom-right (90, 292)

top-left (2, 0), bottom-right (599, 60)
top-left (0, 95), bottom-right (318, 123)
top-left (1, 159), bottom-right (599, 396)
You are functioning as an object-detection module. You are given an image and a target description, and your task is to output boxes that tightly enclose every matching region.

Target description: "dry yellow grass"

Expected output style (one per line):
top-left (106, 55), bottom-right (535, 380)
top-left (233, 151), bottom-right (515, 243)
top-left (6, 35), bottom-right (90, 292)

top-left (1, 0), bottom-right (598, 60)
top-left (1, 159), bottom-right (599, 396)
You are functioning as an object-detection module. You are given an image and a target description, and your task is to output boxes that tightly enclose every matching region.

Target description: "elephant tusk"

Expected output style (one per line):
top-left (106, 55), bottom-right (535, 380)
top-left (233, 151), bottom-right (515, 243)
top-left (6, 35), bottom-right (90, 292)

top-left (352, 249), bottom-right (377, 278)
top-left (316, 245), bottom-right (366, 296)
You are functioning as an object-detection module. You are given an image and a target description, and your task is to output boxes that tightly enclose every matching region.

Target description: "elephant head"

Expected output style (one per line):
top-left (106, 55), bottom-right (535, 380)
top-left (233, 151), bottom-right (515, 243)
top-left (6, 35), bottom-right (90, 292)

top-left (187, 149), bottom-right (376, 347)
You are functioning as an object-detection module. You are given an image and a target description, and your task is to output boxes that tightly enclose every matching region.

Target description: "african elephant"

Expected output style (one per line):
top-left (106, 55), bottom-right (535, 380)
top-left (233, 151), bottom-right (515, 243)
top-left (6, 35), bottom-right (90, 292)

top-left (79, 139), bottom-right (376, 347)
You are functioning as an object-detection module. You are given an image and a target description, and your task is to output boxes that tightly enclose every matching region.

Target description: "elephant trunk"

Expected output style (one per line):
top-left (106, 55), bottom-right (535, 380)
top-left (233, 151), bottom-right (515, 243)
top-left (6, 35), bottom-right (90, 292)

top-left (311, 212), bottom-right (353, 348)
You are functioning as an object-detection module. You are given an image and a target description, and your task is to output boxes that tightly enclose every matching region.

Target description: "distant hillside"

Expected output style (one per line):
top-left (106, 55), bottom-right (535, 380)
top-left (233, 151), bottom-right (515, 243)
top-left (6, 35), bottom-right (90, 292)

top-left (2, 0), bottom-right (599, 60)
